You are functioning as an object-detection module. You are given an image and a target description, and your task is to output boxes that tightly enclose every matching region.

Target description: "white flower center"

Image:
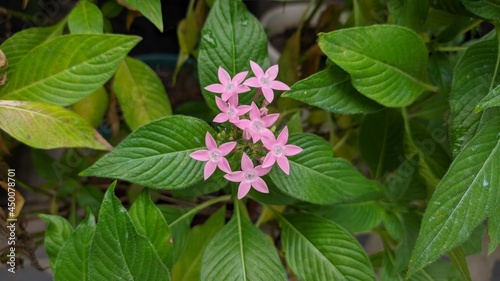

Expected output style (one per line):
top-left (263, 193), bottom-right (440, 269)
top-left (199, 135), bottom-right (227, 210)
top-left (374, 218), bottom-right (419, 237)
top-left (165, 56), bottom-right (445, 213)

top-left (225, 83), bottom-right (235, 92)
top-left (227, 106), bottom-right (236, 116)
top-left (251, 120), bottom-right (264, 132)
top-left (260, 76), bottom-right (271, 87)
top-left (209, 149), bottom-right (221, 163)
top-left (273, 145), bottom-right (284, 157)
top-left (243, 169), bottom-right (257, 182)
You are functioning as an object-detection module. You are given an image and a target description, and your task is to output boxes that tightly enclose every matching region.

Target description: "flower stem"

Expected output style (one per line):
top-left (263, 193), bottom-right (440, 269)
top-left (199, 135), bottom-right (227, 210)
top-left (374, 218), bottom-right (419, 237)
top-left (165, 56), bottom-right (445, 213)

top-left (168, 195), bottom-right (231, 228)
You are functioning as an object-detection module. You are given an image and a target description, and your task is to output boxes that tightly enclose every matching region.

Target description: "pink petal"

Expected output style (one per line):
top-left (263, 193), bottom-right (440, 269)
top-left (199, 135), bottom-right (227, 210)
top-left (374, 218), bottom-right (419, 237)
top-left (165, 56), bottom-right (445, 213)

top-left (235, 85), bottom-right (250, 94)
top-left (213, 113), bottom-right (229, 123)
top-left (205, 132), bottom-right (217, 150)
top-left (261, 87), bottom-right (274, 103)
top-left (249, 103), bottom-right (260, 120)
top-left (228, 115), bottom-right (240, 124)
top-left (243, 77), bottom-right (261, 88)
top-left (262, 113), bottom-right (279, 127)
top-left (260, 129), bottom-right (274, 142)
top-left (215, 97), bottom-right (228, 111)
top-left (277, 126), bottom-right (289, 145)
top-left (217, 157), bottom-right (232, 173)
top-left (221, 91), bottom-right (235, 101)
top-left (237, 181), bottom-right (251, 199)
top-left (255, 164), bottom-right (272, 177)
top-left (250, 130), bottom-right (261, 143)
top-left (277, 156), bottom-right (290, 175)
top-left (261, 152), bottom-right (276, 168)
top-left (218, 66), bottom-right (231, 85)
top-left (225, 171), bottom-right (244, 182)
top-left (270, 80), bottom-right (290, 91)
top-left (261, 134), bottom-right (277, 150)
top-left (227, 94), bottom-right (239, 107)
top-left (252, 177), bottom-right (269, 194)
top-left (250, 60), bottom-right (264, 78)
top-left (204, 162), bottom-right (217, 180)
top-left (284, 145), bottom-right (302, 156)
top-left (265, 65), bottom-right (279, 80)
top-left (205, 84), bottom-right (225, 93)
top-left (241, 153), bottom-right (254, 170)
top-left (232, 71), bottom-right (249, 85)
top-left (235, 119), bottom-right (251, 130)
top-left (190, 150), bottom-right (209, 161)
top-left (237, 105), bottom-right (251, 115)
top-left (219, 142), bottom-right (236, 155)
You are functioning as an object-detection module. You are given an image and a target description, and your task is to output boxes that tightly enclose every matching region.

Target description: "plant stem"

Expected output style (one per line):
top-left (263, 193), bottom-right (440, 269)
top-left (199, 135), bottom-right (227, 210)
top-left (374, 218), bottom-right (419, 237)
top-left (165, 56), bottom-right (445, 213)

top-left (168, 195), bottom-right (231, 228)
top-left (435, 46), bottom-right (469, 52)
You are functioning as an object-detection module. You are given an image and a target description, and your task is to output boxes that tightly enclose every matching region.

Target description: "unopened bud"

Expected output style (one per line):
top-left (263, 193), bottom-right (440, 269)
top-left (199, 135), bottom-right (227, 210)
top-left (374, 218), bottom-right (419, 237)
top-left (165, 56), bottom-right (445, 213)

top-left (259, 107), bottom-right (268, 116)
top-left (242, 128), bottom-right (251, 140)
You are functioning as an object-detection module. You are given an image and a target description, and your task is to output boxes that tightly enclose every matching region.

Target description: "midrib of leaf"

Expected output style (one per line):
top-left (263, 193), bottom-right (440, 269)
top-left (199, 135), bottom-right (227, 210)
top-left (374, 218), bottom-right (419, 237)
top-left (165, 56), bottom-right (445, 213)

top-left (280, 215), bottom-right (344, 278)
top-left (108, 200), bottom-right (135, 280)
top-left (417, 138), bottom-right (500, 259)
top-left (336, 45), bottom-right (437, 92)
top-left (82, 4), bottom-right (92, 32)
top-left (236, 202), bottom-right (248, 281)
top-left (1, 103), bottom-right (77, 127)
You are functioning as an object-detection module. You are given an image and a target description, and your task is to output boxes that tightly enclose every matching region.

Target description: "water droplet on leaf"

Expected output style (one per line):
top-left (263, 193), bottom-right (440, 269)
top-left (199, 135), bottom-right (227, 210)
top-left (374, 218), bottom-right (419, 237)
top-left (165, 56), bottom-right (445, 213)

top-left (202, 29), bottom-right (217, 48)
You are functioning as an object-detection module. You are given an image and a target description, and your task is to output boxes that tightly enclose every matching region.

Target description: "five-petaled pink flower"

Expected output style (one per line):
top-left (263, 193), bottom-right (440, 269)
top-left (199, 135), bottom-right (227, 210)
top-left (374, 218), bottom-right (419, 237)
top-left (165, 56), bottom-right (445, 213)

top-left (244, 60), bottom-right (290, 103)
top-left (262, 126), bottom-right (302, 175)
top-left (236, 102), bottom-right (279, 143)
top-left (213, 95), bottom-right (251, 124)
top-left (224, 153), bottom-right (271, 199)
top-left (205, 66), bottom-right (250, 101)
top-left (190, 132), bottom-right (236, 180)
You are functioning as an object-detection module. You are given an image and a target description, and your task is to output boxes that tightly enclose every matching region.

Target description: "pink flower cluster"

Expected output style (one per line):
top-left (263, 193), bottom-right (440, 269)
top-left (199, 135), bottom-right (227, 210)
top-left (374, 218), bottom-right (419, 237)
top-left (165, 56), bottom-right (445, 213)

top-left (190, 61), bottom-right (302, 199)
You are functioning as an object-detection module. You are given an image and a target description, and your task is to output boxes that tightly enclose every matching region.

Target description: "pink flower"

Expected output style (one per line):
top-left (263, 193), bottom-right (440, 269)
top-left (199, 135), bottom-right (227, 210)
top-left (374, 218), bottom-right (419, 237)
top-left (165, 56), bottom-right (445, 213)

top-left (224, 153), bottom-right (271, 199)
top-left (205, 66), bottom-right (250, 101)
top-left (190, 132), bottom-right (236, 180)
top-left (236, 102), bottom-right (279, 143)
top-left (213, 95), bottom-right (251, 124)
top-left (261, 126), bottom-right (302, 175)
top-left (244, 60), bottom-right (290, 103)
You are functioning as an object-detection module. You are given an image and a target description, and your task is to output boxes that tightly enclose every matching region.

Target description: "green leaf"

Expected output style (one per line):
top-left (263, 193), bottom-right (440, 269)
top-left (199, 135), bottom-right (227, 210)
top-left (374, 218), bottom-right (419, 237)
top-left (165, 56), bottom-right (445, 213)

top-left (308, 201), bottom-right (385, 233)
top-left (112, 56), bottom-right (172, 130)
top-left (129, 189), bottom-right (173, 268)
top-left (283, 66), bottom-right (383, 114)
top-left (410, 260), bottom-right (463, 281)
top-left (448, 247), bottom-right (472, 281)
top-left (386, 155), bottom-right (427, 202)
top-left (40, 214), bottom-right (74, 269)
top-left (476, 83), bottom-right (500, 112)
top-left (71, 87), bottom-right (109, 128)
top-left (121, 0), bottom-right (163, 31)
top-left (198, 0), bottom-right (268, 111)
top-left (389, 0), bottom-right (429, 32)
top-left (81, 116), bottom-right (213, 189)
top-left (360, 109), bottom-right (405, 178)
top-left (76, 185), bottom-right (104, 216)
top-left (0, 22), bottom-right (65, 76)
top-left (270, 133), bottom-right (381, 204)
top-left (488, 206), bottom-right (500, 254)
top-left (172, 206), bottom-right (226, 281)
top-left (53, 213), bottom-right (96, 280)
top-left (0, 34), bottom-right (141, 106)
top-left (159, 206), bottom-right (194, 263)
top-left (450, 39), bottom-right (500, 157)
top-left (278, 213), bottom-right (376, 281)
top-left (88, 182), bottom-right (170, 280)
top-left (409, 117), bottom-right (500, 275)
top-left (0, 100), bottom-right (111, 150)
top-left (460, 0), bottom-right (500, 19)
top-left (68, 0), bottom-right (104, 34)
top-left (200, 201), bottom-right (286, 280)
top-left (318, 25), bottom-right (436, 107)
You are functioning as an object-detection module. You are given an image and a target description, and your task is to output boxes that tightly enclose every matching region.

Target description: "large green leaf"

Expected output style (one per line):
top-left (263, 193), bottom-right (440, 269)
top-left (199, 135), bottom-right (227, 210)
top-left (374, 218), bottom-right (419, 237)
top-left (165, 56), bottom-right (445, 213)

top-left (0, 34), bottom-right (140, 106)
top-left (409, 117), bottom-right (500, 275)
top-left (460, 0), bottom-right (500, 19)
top-left (172, 207), bottom-right (226, 281)
top-left (0, 22), bottom-right (65, 76)
top-left (130, 189), bottom-right (173, 268)
top-left (71, 87), bottom-right (109, 128)
top-left (121, 0), bottom-right (163, 31)
top-left (359, 109), bottom-right (405, 179)
top-left (450, 39), bottom-right (500, 157)
top-left (278, 213), bottom-right (376, 281)
top-left (200, 201), bottom-right (287, 280)
top-left (40, 214), bottom-right (74, 269)
top-left (68, 0), bottom-right (103, 34)
top-left (198, 0), bottom-right (268, 111)
top-left (80, 116), bottom-right (214, 189)
top-left (112, 56), bottom-right (172, 130)
top-left (0, 100), bottom-right (111, 150)
top-left (269, 133), bottom-right (381, 204)
top-left (476, 83), bottom-right (500, 112)
top-left (283, 66), bottom-right (383, 114)
top-left (88, 182), bottom-right (170, 280)
top-left (318, 25), bottom-right (436, 107)
top-left (53, 213), bottom-right (96, 281)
